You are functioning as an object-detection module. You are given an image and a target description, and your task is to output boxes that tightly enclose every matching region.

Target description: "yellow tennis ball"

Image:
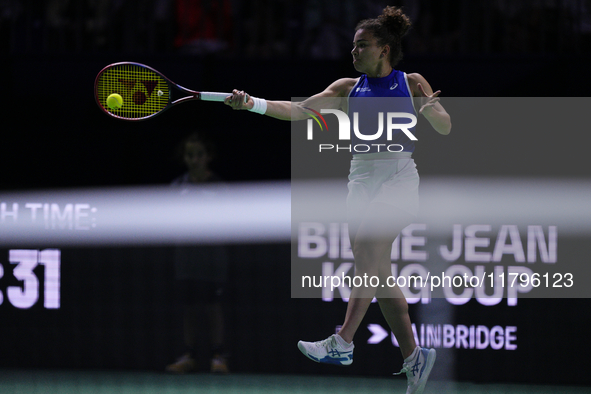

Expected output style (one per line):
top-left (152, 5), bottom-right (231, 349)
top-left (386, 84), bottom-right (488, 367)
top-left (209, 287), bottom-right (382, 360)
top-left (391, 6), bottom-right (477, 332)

top-left (107, 93), bottom-right (123, 110)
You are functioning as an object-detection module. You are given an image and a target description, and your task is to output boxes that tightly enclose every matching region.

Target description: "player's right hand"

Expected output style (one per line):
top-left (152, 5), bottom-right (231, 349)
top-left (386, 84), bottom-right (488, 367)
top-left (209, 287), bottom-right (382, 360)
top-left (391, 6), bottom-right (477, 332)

top-left (224, 89), bottom-right (253, 110)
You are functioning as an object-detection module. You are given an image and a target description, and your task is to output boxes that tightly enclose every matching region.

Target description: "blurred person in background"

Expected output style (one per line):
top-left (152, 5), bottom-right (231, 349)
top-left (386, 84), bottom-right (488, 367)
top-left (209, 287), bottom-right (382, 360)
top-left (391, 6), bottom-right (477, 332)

top-left (165, 131), bottom-right (230, 374)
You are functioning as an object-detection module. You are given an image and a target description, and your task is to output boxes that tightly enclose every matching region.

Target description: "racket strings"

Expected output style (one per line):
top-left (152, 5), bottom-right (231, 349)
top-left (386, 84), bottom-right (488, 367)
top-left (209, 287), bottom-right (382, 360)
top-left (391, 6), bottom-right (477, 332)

top-left (97, 64), bottom-right (169, 120)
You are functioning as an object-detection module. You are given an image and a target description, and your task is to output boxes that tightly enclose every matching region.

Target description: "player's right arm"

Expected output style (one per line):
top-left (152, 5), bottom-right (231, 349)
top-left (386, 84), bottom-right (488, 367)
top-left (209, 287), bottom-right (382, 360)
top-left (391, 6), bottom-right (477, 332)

top-left (224, 78), bottom-right (358, 121)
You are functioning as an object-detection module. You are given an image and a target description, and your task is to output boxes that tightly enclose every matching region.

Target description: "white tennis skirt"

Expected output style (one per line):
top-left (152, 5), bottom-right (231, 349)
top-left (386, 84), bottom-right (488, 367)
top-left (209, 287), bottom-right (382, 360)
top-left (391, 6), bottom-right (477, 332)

top-left (346, 151), bottom-right (419, 221)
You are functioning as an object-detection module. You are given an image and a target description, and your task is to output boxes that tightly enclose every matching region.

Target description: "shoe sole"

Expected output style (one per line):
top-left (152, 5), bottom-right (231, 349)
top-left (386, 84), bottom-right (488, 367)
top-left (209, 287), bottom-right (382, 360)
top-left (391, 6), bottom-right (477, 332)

top-left (297, 341), bottom-right (353, 366)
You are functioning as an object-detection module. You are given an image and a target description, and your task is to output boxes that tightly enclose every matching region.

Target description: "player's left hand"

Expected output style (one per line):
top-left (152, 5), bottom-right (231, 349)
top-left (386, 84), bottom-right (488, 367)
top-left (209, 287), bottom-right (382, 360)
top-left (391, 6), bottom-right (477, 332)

top-left (417, 83), bottom-right (441, 115)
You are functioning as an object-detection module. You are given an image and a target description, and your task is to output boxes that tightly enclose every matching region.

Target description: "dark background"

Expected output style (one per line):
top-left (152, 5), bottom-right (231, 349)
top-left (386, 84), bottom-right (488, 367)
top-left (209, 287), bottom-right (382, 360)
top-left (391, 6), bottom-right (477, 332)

top-left (2, 0), bottom-right (591, 189)
top-left (2, 244), bottom-right (591, 386)
top-left (1, 0), bottom-right (591, 387)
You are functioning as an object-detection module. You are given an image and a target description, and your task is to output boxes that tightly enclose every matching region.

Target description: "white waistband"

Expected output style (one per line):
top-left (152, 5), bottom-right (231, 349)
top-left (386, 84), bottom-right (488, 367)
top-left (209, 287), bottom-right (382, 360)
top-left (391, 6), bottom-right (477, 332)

top-left (352, 151), bottom-right (412, 160)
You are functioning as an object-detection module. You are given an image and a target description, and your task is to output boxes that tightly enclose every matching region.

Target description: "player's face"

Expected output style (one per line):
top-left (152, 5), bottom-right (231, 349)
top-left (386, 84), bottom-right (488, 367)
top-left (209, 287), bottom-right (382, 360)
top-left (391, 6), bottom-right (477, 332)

top-left (184, 141), bottom-right (211, 172)
top-left (351, 29), bottom-right (384, 73)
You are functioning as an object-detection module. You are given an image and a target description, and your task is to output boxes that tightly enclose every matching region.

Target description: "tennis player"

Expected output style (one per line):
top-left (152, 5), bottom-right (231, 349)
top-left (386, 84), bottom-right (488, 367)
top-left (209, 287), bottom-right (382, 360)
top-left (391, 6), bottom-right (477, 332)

top-left (225, 6), bottom-right (450, 393)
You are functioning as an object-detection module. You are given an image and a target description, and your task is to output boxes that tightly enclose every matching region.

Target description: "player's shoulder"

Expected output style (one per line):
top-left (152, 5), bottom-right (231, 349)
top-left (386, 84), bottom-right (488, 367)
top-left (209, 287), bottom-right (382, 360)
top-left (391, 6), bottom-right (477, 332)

top-left (406, 73), bottom-right (427, 85)
top-left (406, 73), bottom-right (427, 83)
top-left (327, 77), bottom-right (360, 97)
top-left (334, 77), bottom-right (360, 87)
top-left (405, 73), bottom-right (428, 94)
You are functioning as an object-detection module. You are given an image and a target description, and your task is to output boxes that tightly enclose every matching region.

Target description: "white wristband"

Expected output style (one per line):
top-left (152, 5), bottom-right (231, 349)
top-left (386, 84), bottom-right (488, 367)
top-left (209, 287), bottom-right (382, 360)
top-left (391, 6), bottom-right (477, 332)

top-left (248, 97), bottom-right (267, 115)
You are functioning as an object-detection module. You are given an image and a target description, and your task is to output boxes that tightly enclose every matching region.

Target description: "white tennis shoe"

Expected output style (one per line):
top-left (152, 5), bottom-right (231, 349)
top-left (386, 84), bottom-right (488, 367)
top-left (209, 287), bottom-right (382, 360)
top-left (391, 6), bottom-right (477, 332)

top-left (394, 346), bottom-right (436, 394)
top-left (297, 334), bottom-right (354, 366)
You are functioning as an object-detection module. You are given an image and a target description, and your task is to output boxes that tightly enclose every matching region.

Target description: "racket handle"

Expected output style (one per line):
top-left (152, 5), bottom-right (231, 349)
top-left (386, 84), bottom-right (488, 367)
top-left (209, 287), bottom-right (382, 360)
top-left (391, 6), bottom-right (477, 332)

top-left (200, 92), bottom-right (250, 103)
top-left (200, 92), bottom-right (230, 102)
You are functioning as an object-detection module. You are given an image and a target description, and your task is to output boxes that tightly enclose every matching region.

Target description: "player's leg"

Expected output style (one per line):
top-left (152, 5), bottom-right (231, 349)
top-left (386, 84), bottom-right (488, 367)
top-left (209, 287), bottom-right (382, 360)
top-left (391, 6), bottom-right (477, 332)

top-left (339, 203), bottom-right (414, 344)
top-left (346, 203), bottom-right (437, 394)
top-left (376, 262), bottom-right (417, 359)
top-left (368, 210), bottom-right (436, 394)
top-left (297, 203), bottom-right (412, 365)
top-left (374, 244), bottom-right (417, 359)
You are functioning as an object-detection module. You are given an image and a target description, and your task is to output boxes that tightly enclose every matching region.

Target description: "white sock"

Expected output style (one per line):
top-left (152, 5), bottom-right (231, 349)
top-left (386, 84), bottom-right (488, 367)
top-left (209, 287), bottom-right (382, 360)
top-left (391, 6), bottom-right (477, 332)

top-left (335, 334), bottom-right (353, 348)
top-left (404, 346), bottom-right (420, 363)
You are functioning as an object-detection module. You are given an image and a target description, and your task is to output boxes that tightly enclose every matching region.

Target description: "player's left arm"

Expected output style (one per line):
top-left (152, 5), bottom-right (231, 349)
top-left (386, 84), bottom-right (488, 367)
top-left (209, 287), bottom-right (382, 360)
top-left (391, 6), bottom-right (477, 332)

top-left (407, 73), bottom-right (451, 135)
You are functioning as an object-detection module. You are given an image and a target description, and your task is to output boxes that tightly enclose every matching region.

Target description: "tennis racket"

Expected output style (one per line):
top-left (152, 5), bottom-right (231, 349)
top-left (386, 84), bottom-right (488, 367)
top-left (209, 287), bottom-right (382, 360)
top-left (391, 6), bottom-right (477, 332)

top-left (94, 62), bottom-right (241, 121)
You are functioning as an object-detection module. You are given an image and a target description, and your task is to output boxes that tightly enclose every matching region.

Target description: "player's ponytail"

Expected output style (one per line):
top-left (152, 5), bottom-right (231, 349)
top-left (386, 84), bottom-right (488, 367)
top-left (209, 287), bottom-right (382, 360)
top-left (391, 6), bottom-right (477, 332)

top-left (379, 6), bottom-right (411, 39)
top-left (356, 6), bottom-right (411, 66)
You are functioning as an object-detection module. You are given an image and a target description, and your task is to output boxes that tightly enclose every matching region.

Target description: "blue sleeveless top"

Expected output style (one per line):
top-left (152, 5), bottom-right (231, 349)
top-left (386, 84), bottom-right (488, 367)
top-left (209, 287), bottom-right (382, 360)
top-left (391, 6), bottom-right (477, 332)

top-left (348, 69), bottom-right (417, 153)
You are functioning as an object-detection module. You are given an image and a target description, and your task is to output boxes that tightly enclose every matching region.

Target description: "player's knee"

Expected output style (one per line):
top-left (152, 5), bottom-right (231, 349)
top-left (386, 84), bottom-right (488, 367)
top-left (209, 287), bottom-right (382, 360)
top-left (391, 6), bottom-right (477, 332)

top-left (353, 240), bottom-right (379, 261)
top-left (352, 251), bottom-right (378, 275)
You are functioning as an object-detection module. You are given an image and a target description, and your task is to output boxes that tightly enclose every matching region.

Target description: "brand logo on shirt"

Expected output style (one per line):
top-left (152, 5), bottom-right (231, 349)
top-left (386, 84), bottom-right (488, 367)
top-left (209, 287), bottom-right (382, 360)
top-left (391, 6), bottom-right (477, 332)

top-left (390, 83), bottom-right (398, 90)
top-left (356, 87), bottom-right (371, 93)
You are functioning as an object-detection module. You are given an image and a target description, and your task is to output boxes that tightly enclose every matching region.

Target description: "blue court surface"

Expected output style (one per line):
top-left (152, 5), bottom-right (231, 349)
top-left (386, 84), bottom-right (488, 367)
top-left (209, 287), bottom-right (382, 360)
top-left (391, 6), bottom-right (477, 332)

top-left (0, 370), bottom-right (588, 394)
